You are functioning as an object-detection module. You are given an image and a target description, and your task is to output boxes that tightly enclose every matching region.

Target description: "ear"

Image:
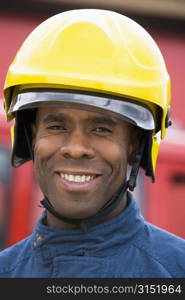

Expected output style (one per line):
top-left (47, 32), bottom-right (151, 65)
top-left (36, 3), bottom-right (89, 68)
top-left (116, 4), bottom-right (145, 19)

top-left (128, 127), bottom-right (142, 166)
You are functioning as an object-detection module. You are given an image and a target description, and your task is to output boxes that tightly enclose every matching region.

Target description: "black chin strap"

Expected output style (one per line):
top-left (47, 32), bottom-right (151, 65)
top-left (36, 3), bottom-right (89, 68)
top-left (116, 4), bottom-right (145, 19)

top-left (128, 133), bottom-right (147, 191)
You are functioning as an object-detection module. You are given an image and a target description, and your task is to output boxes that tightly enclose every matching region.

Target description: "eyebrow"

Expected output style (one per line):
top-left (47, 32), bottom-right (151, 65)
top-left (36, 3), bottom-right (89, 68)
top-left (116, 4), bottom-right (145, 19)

top-left (89, 116), bottom-right (117, 127)
top-left (41, 113), bottom-right (118, 126)
top-left (42, 113), bottom-right (67, 124)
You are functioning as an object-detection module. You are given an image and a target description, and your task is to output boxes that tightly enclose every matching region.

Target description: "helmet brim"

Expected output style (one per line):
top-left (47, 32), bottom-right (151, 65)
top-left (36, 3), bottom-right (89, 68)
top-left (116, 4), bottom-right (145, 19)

top-left (9, 89), bottom-right (155, 130)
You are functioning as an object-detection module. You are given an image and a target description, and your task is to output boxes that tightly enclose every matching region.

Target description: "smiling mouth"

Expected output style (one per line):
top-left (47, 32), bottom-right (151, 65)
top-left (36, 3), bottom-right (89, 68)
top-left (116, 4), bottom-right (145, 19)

top-left (59, 173), bottom-right (99, 184)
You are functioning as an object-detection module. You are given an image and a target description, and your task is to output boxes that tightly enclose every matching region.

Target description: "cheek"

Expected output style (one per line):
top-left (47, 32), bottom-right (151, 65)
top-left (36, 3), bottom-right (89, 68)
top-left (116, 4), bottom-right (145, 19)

top-left (98, 140), bottom-right (128, 175)
top-left (33, 136), bottom-right (60, 174)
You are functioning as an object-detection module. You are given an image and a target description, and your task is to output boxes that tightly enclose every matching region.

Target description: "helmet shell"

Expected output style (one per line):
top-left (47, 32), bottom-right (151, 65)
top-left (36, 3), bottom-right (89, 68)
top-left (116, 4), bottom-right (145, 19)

top-left (3, 9), bottom-right (171, 175)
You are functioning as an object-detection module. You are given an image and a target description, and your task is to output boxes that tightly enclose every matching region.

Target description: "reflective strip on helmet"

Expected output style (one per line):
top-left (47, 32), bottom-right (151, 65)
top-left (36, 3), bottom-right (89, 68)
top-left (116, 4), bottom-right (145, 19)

top-left (9, 90), bottom-right (155, 130)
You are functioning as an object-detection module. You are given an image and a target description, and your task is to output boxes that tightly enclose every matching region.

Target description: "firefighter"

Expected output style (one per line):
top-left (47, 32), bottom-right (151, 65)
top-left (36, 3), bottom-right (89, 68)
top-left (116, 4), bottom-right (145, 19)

top-left (0, 9), bottom-right (185, 278)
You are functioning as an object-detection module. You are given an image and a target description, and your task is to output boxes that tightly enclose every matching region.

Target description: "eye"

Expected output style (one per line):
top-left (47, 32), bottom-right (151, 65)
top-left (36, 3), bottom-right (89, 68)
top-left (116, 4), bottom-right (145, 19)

top-left (46, 125), bottom-right (66, 131)
top-left (93, 127), bottom-right (112, 133)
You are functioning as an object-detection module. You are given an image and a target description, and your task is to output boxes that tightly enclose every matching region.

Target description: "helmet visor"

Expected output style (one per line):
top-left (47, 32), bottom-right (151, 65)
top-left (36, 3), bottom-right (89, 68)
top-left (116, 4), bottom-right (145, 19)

top-left (9, 89), bottom-right (155, 130)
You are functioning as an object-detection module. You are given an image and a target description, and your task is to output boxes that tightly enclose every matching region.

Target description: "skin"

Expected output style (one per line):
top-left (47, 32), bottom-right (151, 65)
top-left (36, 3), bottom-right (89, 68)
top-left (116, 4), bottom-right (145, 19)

top-left (32, 106), bottom-right (139, 229)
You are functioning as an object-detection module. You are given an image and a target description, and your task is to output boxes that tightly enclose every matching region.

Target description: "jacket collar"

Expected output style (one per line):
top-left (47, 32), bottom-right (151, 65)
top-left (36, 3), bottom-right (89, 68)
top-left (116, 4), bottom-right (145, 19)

top-left (31, 192), bottom-right (145, 260)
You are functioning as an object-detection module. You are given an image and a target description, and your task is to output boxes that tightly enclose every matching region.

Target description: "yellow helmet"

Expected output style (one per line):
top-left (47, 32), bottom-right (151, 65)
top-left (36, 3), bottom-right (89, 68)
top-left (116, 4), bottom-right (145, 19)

top-left (3, 9), bottom-right (171, 184)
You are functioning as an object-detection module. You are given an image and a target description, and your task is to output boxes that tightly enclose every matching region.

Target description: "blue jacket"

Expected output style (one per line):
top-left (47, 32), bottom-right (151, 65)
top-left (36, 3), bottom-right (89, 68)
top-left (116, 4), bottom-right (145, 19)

top-left (0, 192), bottom-right (185, 278)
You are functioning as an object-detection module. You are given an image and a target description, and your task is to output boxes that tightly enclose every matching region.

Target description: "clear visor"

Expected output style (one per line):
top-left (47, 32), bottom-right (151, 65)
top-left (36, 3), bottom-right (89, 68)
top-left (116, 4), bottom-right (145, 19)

top-left (9, 89), bottom-right (155, 130)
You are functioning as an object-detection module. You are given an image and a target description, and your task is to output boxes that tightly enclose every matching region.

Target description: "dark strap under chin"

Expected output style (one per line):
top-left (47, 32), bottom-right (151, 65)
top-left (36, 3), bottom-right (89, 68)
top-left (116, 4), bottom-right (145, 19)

top-left (40, 180), bottom-right (129, 231)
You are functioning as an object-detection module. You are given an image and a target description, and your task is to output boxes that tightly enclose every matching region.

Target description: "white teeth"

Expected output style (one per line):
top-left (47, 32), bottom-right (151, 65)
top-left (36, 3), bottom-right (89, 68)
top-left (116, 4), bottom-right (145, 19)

top-left (69, 175), bottom-right (74, 181)
top-left (60, 173), bottom-right (95, 183)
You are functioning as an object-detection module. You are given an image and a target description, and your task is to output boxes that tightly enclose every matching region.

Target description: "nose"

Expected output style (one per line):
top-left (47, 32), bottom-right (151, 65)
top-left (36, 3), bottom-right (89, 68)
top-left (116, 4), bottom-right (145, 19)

top-left (60, 129), bottom-right (95, 159)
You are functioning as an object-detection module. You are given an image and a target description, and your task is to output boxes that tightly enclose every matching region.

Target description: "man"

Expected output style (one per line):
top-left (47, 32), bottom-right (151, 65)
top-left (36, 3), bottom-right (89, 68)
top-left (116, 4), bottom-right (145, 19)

top-left (0, 9), bottom-right (185, 278)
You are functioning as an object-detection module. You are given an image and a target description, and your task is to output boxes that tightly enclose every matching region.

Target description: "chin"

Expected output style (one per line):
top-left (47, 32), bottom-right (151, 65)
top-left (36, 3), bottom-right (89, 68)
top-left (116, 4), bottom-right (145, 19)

top-left (54, 200), bottom-right (102, 219)
top-left (49, 189), bottom-right (108, 218)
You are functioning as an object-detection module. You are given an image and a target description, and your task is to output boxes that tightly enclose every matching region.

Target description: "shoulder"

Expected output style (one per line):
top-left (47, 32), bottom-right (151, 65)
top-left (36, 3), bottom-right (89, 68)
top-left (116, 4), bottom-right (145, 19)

top-left (144, 221), bottom-right (185, 250)
top-left (134, 221), bottom-right (185, 277)
top-left (0, 236), bottom-right (32, 277)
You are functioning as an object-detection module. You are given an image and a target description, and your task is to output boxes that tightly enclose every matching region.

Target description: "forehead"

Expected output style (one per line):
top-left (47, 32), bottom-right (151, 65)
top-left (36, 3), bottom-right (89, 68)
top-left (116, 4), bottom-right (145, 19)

top-left (35, 105), bottom-right (126, 125)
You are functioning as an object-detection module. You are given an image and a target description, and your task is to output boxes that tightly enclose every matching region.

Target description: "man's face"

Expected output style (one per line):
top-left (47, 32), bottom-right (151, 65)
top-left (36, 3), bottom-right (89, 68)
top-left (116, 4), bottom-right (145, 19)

top-left (32, 106), bottom-right (135, 220)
